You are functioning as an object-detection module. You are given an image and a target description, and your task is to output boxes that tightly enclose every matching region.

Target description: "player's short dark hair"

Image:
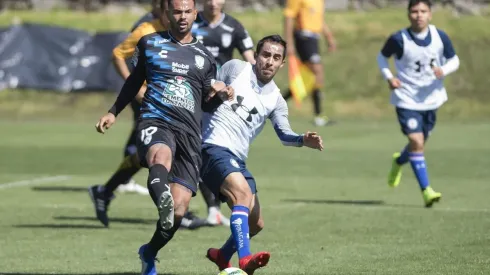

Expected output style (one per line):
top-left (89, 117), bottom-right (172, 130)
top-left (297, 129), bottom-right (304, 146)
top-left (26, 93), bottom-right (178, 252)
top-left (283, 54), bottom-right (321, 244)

top-left (164, 0), bottom-right (196, 9)
top-left (256, 35), bottom-right (287, 60)
top-left (408, 0), bottom-right (432, 10)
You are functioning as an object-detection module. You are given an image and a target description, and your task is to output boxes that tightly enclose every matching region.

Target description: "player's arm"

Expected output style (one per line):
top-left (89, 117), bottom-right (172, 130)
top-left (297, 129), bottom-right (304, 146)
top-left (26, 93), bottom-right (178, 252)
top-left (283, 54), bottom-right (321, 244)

top-left (234, 22), bottom-right (255, 64)
top-left (283, 0), bottom-right (301, 56)
top-left (269, 95), bottom-right (323, 151)
top-left (433, 29), bottom-right (460, 79)
top-left (203, 61), bottom-right (234, 108)
top-left (322, 21), bottom-right (337, 52)
top-left (112, 26), bottom-right (148, 103)
top-left (109, 39), bottom-right (147, 117)
top-left (377, 33), bottom-right (403, 89)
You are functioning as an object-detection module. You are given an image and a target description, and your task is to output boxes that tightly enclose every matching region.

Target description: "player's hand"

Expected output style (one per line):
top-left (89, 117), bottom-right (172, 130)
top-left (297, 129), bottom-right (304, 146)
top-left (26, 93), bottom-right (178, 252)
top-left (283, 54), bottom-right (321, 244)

top-left (303, 131), bottom-right (324, 151)
top-left (206, 81), bottom-right (233, 102)
top-left (217, 86), bottom-right (235, 101)
top-left (388, 78), bottom-right (402, 89)
top-left (432, 67), bottom-right (444, 79)
top-left (95, 113), bottom-right (116, 134)
top-left (327, 41), bottom-right (337, 53)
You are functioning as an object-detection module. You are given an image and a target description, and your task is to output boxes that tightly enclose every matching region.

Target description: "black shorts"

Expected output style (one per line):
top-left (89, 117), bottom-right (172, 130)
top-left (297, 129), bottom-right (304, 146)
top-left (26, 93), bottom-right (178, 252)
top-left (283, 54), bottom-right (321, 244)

top-left (136, 118), bottom-right (201, 196)
top-left (294, 31), bottom-right (321, 64)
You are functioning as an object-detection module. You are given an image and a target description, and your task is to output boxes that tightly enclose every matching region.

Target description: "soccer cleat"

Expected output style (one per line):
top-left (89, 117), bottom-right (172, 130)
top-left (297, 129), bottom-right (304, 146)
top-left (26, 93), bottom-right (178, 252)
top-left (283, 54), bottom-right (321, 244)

top-left (206, 209), bottom-right (231, 227)
top-left (180, 211), bottom-right (209, 230)
top-left (158, 188), bottom-right (174, 230)
top-left (206, 248), bottom-right (232, 271)
top-left (138, 244), bottom-right (157, 275)
top-left (116, 179), bottom-right (149, 195)
top-left (88, 185), bottom-right (112, 227)
top-left (388, 152), bottom-right (403, 187)
top-left (239, 252), bottom-right (271, 275)
top-left (423, 187), bottom-right (442, 208)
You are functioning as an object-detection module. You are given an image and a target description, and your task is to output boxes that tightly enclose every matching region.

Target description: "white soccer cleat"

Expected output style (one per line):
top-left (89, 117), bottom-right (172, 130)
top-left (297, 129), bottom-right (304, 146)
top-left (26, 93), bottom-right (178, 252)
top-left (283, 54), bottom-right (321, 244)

top-left (116, 179), bottom-right (149, 195)
top-left (206, 207), bottom-right (230, 226)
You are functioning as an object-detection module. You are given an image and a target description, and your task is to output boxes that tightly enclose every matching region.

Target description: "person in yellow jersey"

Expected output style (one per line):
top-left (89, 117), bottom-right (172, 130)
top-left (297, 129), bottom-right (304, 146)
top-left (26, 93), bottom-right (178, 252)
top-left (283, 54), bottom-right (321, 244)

top-left (282, 0), bottom-right (337, 126)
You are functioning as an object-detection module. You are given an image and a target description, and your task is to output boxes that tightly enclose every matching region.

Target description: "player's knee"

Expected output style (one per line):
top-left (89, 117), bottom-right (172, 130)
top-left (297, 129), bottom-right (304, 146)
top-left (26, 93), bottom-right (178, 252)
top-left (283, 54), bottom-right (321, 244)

top-left (408, 135), bottom-right (425, 152)
top-left (221, 173), bottom-right (253, 206)
top-left (147, 144), bottom-right (172, 169)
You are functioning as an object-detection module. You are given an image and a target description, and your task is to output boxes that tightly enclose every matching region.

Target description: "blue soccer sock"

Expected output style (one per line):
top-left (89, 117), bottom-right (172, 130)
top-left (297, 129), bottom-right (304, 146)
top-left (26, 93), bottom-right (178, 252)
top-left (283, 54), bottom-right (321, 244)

top-left (229, 205), bottom-right (251, 260)
top-left (220, 235), bottom-right (236, 262)
top-left (396, 146), bottom-right (410, 165)
top-left (409, 152), bottom-right (430, 190)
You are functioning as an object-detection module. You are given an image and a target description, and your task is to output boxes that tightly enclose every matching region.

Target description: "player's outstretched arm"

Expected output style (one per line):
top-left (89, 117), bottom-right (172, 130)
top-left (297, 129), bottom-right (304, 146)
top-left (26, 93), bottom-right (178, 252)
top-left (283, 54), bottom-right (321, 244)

top-left (95, 40), bottom-right (146, 134)
top-left (302, 131), bottom-right (324, 151)
top-left (269, 96), bottom-right (323, 150)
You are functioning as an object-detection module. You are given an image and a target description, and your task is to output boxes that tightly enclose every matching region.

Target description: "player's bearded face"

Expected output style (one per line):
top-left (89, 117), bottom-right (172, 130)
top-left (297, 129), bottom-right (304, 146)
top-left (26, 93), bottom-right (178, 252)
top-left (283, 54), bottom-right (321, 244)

top-left (255, 42), bottom-right (285, 83)
top-left (408, 3), bottom-right (431, 32)
top-left (167, 0), bottom-right (197, 34)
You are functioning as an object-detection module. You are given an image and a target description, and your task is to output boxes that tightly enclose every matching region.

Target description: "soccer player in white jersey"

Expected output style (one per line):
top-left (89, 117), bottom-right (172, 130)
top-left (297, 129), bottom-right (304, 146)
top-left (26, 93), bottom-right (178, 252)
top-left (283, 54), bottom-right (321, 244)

top-left (200, 35), bottom-right (324, 274)
top-left (377, 0), bottom-right (460, 207)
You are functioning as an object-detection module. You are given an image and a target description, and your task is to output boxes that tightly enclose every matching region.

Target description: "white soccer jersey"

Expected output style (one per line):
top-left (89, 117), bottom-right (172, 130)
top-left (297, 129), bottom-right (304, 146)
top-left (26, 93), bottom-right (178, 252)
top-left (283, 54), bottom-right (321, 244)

top-left (378, 25), bottom-right (459, 111)
top-left (202, 59), bottom-right (303, 160)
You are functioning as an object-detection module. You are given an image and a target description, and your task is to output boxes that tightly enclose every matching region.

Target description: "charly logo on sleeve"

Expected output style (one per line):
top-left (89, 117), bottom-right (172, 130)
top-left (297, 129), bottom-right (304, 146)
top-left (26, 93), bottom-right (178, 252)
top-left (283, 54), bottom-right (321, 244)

top-left (163, 76), bottom-right (195, 112)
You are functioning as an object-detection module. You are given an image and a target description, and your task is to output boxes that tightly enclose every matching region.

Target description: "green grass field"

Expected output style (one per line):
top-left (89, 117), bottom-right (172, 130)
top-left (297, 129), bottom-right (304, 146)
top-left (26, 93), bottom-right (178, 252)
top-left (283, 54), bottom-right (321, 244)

top-left (0, 118), bottom-right (489, 274)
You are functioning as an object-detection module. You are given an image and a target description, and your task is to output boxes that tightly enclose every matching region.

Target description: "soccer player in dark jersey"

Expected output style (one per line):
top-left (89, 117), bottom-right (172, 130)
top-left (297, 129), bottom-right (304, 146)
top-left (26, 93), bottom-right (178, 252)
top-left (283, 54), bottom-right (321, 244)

top-left (94, 0), bottom-right (233, 274)
top-left (192, 0), bottom-right (255, 66)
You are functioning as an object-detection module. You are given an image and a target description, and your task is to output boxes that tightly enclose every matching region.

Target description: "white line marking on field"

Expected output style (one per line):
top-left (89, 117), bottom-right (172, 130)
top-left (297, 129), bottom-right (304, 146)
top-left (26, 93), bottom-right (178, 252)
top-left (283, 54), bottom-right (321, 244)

top-left (0, 175), bottom-right (71, 190)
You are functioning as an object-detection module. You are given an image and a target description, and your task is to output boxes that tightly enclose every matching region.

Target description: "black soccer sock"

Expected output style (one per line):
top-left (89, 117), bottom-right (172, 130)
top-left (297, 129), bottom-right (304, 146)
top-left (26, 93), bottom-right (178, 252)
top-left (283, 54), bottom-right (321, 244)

top-left (199, 183), bottom-right (220, 208)
top-left (283, 89), bottom-right (293, 101)
top-left (147, 164), bottom-right (170, 206)
top-left (103, 154), bottom-right (141, 198)
top-left (146, 218), bottom-right (182, 258)
top-left (312, 88), bottom-right (322, 116)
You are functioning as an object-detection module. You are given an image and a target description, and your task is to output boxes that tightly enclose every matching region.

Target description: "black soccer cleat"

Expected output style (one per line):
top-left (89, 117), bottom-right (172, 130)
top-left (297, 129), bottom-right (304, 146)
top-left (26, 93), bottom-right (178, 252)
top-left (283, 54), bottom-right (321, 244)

top-left (180, 211), bottom-right (209, 230)
top-left (88, 185), bottom-right (112, 227)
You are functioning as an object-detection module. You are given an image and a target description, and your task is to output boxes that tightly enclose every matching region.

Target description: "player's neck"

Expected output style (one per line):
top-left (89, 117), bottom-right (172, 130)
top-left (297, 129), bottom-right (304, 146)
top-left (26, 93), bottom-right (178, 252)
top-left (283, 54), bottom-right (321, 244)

top-left (169, 30), bottom-right (194, 44)
top-left (409, 25), bottom-right (428, 34)
top-left (203, 11), bottom-right (223, 25)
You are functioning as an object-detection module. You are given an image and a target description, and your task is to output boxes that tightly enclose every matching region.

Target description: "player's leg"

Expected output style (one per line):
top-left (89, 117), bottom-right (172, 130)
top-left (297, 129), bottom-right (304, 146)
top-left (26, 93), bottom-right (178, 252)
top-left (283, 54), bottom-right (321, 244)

top-left (88, 152), bottom-right (142, 227)
top-left (137, 126), bottom-right (187, 275)
top-left (420, 109), bottom-right (441, 207)
top-left (139, 183), bottom-right (192, 275)
top-left (138, 130), bottom-right (202, 275)
top-left (213, 194), bottom-right (267, 275)
top-left (393, 108), bottom-right (441, 206)
top-left (202, 149), bottom-right (269, 273)
top-left (200, 183), bottom-right (230, 226)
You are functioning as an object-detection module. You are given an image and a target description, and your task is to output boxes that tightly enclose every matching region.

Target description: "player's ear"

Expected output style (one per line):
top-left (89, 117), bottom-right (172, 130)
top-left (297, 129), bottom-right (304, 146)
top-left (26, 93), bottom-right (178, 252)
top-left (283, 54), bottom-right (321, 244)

top-left (279, 59), bottom-right (285, 68)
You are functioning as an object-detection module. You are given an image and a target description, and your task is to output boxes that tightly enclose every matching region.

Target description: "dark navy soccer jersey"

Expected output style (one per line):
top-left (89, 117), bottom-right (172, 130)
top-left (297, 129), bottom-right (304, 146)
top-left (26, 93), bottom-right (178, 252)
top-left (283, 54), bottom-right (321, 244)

top-left (192, 12), bottom-right (254, 66)
top-left (110, 31), bottom-right (218, 139)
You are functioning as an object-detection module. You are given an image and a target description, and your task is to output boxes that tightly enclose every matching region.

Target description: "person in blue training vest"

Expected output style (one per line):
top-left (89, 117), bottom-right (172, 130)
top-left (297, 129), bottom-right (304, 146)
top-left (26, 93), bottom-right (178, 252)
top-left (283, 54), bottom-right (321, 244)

top-left (377, 0), bottom-right (460, 207)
